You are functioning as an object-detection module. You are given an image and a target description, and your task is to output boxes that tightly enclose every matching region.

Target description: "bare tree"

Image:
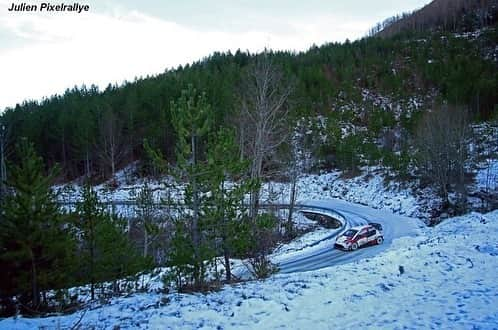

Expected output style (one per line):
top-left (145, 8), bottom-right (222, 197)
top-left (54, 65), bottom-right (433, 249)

top-left (416, 105), bottom-right (470, 209)
top-left (97, 107), bottom-right (127, 178)
top-left (238, 52), bottom-right (294, 219)
top-left (481, 124), bottom-right (498, 209)
top-left (285, 123), bottom-right (311, 237)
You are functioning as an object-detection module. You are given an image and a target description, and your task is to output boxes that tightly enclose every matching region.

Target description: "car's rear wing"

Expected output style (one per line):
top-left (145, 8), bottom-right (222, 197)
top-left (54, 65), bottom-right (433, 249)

top-left (368, 222), bottom-right (383, 232)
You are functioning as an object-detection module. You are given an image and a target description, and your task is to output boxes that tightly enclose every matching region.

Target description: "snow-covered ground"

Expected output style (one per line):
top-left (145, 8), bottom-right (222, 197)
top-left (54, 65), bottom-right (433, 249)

top-left (475, 159), bottom-right (498, 192)
top-left (56, 164), bottom-right (437, 220)
top-left (2, 208), bottom-right (497, 329)
top-left (261, 170), bottom-right (437, 219)
top-left (57, 162), bottom-right (497, 222)
top-left (270, 207), bottom-right (346, 262)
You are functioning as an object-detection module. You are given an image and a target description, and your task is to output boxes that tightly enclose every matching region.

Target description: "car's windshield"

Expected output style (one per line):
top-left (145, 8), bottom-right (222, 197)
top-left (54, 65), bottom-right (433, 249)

top-left (343, 229), bottom-right (358, 237)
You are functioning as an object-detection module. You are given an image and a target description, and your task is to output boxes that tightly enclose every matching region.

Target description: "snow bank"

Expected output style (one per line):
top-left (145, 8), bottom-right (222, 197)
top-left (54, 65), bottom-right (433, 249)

top-left (56, 163), bottom-right (435, 220)
top-left (260, 170), bottom-right (436, 219)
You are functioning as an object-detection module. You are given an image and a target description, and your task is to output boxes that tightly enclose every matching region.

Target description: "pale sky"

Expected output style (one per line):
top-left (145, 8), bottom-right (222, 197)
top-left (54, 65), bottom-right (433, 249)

top-left (0, 0), bottom-right (432, 111)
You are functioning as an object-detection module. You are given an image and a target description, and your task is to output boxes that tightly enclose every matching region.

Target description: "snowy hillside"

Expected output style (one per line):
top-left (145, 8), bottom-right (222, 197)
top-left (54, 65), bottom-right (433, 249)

top-left (55, 162), bottom-right (433, 217)
top-left (55, 120), bottom-right (498, 223)
top-left (2, 209), bottom-right (497, 329)
top-left (55, 162), bottom-right (493, 222)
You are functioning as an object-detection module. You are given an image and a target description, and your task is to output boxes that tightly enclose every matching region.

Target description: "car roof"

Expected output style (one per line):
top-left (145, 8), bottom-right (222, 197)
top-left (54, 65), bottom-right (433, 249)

top-left (349, 225), bottom-right (372, 231)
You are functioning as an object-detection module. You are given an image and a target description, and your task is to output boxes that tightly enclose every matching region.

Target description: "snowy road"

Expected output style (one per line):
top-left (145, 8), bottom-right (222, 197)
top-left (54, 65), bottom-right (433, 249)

top-left (278, 199), bottom-right (423, 273)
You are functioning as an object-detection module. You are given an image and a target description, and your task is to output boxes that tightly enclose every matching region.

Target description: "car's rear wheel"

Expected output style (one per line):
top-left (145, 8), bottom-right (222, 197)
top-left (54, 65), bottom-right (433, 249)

top-left (350, 243), bottom-right (358, 251)
top-left (376, 236), bottom-right (384, 245)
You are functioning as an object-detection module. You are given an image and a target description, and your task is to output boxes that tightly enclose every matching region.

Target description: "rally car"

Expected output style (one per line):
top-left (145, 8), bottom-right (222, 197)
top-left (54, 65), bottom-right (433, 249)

top-left (334, 223), bottom-right (383, 251)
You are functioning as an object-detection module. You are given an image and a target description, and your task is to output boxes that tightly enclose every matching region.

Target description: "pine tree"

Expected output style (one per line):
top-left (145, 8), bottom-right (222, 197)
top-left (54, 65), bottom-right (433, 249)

top-left (164, 220), bottom-right (196, 290)
top-left (133, 181), bottom-right (159, 258)
top-left (75, 183), bottom-right (102, 300)
top-left (94, 212), bottom-right (149, 294)
top-left (75, 184), bottom-right (149, 299)
top-left (204, 128), bottom-right (254, 282)
top-left (170, 84), bottom-right (213, 289)
top-left (0, 139), bottom-right (75, 312)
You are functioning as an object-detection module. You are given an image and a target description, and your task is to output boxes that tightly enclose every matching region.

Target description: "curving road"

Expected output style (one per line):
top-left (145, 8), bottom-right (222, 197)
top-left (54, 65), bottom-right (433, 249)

top-left (278, 199), bottom-right (423, 273)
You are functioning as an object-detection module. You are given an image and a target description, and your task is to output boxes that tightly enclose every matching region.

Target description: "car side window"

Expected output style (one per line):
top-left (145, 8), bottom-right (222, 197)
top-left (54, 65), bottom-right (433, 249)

top-left (367, 230), bottom-right (376, 237)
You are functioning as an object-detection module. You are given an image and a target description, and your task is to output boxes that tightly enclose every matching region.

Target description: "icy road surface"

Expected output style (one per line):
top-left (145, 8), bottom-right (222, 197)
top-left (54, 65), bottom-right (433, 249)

top-left (278, 199), bottom-right (424, 273)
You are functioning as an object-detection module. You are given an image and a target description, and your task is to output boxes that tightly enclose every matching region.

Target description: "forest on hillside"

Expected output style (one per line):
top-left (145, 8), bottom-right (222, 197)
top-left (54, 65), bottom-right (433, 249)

top-left (0, 22), bottom-right (497, 182)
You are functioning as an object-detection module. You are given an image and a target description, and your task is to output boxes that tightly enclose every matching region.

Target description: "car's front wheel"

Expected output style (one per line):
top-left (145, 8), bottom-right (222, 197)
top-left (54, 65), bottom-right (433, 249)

top-left (376, 236), bottom-right (384, 245)
top-left (350, 243), bottom-right (358, 251)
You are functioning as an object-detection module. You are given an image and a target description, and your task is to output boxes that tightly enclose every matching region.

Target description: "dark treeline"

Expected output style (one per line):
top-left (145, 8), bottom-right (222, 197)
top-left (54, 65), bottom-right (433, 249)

top-left (1, 23), bottom-right (497, 181)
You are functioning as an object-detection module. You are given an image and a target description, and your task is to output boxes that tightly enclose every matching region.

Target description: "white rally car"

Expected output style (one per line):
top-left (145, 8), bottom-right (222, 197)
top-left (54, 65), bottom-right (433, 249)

top-left (334, 223), bottom-right (384, 251)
